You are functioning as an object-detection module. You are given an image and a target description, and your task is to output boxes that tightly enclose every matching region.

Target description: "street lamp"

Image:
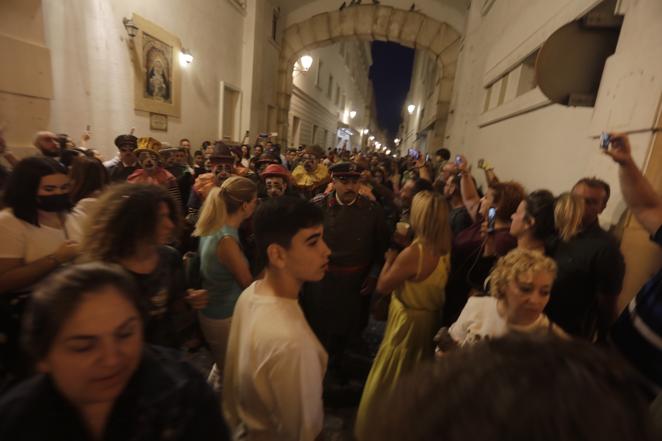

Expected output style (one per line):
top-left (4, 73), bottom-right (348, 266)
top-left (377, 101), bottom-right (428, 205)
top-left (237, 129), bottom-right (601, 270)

top-left (293, 55), bottom-right (314, 74)
top-left (179, 48), bottom-right (193, 65)
top-left (394, 138), bottom-right (400, 145)
top-left (407, 104), bottom-right (416, 114)
top-left (349, 110), bottom-right (357, 119)
top-left (363, 129), bottom-right (369, 135)
top-left (368, 135), bottom-right (375, 141)
top-left (386, 149), bottom-right (391, 155)
top-left (299, 55), bottom-right (313, 71)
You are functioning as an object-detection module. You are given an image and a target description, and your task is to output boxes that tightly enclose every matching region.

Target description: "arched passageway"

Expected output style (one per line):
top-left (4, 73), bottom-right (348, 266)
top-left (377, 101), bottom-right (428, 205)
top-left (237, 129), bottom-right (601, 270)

top-left (276, 5), bottom-right (461, 147)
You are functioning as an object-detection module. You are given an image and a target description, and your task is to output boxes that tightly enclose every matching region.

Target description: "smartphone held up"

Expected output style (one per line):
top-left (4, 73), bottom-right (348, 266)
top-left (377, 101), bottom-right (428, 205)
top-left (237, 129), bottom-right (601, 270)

top-left (487, 207), bottom-right (497, 234)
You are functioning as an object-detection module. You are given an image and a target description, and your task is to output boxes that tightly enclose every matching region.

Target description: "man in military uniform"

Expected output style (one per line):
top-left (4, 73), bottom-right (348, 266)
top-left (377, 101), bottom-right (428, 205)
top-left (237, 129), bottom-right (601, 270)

top-left (302, 162), bottom-right (389, 384)
top-left (105, 134), bottom-right (139, 182)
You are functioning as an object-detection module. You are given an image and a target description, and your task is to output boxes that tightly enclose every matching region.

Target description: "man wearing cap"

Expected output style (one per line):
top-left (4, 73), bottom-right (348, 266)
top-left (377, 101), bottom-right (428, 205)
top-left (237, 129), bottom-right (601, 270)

top-left (127, 137), bottom-right (182, 207)
top-left (302, 161), bottom-right (389, 386)
top-left (186, 141), bottom-right (237, 224)
top-left (260, 163), bottom-right (292, 199)
top-left (105, 134), bottom-right (140, 182)
top-left (291, 145), bottom-right (330, 199)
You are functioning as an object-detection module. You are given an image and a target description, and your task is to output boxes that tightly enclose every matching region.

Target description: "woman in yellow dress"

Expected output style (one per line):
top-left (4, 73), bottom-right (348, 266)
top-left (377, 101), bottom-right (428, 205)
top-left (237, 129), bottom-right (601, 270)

top-left (355, 190), bottom-right (451, 440)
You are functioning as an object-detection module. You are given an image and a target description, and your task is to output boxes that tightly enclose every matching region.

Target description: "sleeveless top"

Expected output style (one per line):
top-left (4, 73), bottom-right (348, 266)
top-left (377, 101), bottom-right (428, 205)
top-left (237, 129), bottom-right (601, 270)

top-left (199, 225), bottom-right (246, 319)
top-left (395, 241), bottom-right (450, 313)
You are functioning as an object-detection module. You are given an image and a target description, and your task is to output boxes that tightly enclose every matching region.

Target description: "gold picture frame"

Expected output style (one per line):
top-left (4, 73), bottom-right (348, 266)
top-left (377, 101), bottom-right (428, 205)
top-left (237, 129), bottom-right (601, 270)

top-left (131, 14), bottom-right (181, 118)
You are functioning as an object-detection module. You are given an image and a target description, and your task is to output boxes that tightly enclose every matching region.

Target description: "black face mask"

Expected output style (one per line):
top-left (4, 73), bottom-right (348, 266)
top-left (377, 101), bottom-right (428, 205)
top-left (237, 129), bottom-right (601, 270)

top-left (37, 194), bottom-right (72, 212)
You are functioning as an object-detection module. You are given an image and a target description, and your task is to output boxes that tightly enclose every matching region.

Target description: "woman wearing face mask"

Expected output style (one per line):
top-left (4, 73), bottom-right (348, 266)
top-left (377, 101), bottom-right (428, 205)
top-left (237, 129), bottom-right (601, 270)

top-left (80, 183), bottom-right (207, 349)
top-left (435, 248), bottom-right (566, 354)
top-left (0, 157), bottom-right (79, 383)
top-left (0, 263), bottom-right (228, 441)
top-left (0, 158), bottom-right (78, 295)
top-left (193, 176), bottom-right (257, 391)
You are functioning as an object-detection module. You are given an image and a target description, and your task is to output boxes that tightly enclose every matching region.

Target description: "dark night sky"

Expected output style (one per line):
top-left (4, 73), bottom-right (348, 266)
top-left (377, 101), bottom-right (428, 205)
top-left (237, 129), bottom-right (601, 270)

top-left (369, 41), bottom-right (415, 141)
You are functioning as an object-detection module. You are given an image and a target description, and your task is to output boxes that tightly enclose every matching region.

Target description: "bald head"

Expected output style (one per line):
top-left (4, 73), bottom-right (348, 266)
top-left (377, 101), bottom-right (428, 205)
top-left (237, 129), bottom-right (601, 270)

top-left (33, 131), bottom-right (59, 157)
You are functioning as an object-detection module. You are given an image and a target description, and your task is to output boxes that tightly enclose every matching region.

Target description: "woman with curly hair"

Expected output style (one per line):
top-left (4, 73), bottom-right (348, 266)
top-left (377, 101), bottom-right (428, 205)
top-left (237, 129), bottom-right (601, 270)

top-left (436, 248), bottom-right (566, 353)
top-left (80, 183), bottom-right (207, 348)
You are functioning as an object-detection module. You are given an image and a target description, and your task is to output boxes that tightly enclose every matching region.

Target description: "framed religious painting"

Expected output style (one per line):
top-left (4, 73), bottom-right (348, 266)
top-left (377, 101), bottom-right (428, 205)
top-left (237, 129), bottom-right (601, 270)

top-left (132, 14), bottom-right (181, 117)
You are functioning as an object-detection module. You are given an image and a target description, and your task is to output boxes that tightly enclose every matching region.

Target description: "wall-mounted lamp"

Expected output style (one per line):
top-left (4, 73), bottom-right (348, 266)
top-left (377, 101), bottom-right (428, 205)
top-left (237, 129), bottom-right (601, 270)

top-left (407, 104), bottom-right (416, 114)
top-left (349, 110), bottom-right (357, 119)
top-left (123, 17), bottom-right (139, 38)
top-left (293, 55), bottom-right (314, 74)
top-left (180, 48), bottom-right (193, 65)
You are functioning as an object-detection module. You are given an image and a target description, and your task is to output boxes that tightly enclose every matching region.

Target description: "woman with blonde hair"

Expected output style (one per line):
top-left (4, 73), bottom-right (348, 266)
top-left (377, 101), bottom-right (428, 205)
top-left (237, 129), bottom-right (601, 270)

top-left (194, 176), bottom-right (257, 387)
top-left (436, 248), bottom-right (566, 353)
top-left (355, 191), bottom-right (452, 440)
top-left (554, 192), bottom-right (585, 242)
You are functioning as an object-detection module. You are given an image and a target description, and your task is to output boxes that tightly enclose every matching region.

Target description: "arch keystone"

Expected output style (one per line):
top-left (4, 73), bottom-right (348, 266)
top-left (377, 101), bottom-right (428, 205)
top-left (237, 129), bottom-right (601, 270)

top-left (387, 9), bottom-right (407, 43)
top-left (372, 6), bottom-right (393, 40)
top-left (400, 12), bottom-right (425, 47)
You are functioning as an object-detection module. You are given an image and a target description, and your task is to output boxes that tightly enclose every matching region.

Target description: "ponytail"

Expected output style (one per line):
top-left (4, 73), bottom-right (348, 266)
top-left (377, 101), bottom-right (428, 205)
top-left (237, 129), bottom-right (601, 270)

top-left (193, 187), bottom-right (227, 237)
top-left (193, 176), bottom-right (257, 237)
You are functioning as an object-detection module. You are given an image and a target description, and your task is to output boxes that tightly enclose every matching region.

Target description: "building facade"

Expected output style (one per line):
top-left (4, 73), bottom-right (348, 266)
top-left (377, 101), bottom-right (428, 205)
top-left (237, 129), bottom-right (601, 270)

top-left (288, 40), bottom-right (375, 151)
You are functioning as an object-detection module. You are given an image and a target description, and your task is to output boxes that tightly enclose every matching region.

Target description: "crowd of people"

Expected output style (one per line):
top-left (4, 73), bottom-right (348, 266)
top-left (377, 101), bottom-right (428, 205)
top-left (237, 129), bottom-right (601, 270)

top-left (0, 128), bottom-right (660, 440)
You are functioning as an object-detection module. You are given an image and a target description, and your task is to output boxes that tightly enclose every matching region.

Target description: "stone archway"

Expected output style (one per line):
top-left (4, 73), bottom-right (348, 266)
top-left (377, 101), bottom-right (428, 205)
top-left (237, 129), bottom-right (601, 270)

top-left (276, 4), bottom-right (462, 148)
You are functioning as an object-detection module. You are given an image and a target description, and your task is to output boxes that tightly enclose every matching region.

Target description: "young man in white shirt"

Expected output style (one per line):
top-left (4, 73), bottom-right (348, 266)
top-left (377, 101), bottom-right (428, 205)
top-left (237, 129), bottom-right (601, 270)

top-left (223, 196), bottom-right (331, 441)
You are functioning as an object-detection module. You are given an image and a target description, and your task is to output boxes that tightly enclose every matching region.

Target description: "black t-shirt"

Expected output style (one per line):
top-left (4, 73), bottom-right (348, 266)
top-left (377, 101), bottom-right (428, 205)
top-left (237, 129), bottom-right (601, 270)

top-left (449, 205), bottom-right (473, 237)
top-left (0, 346), bottom-right (229, 441)
top-left (127, 246), bottom-right (188, 348)
top-left (546, 223), bottom-right (625, 338)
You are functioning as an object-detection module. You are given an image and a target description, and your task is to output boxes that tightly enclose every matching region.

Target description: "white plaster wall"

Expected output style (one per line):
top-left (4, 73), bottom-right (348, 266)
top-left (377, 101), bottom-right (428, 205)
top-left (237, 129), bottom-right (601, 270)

top-left (446, 0), bottom-right (662, 227)
top-left (42, 0), bottom-right (245, 159)
top-left (247, 0), bottom-right (282, 137)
